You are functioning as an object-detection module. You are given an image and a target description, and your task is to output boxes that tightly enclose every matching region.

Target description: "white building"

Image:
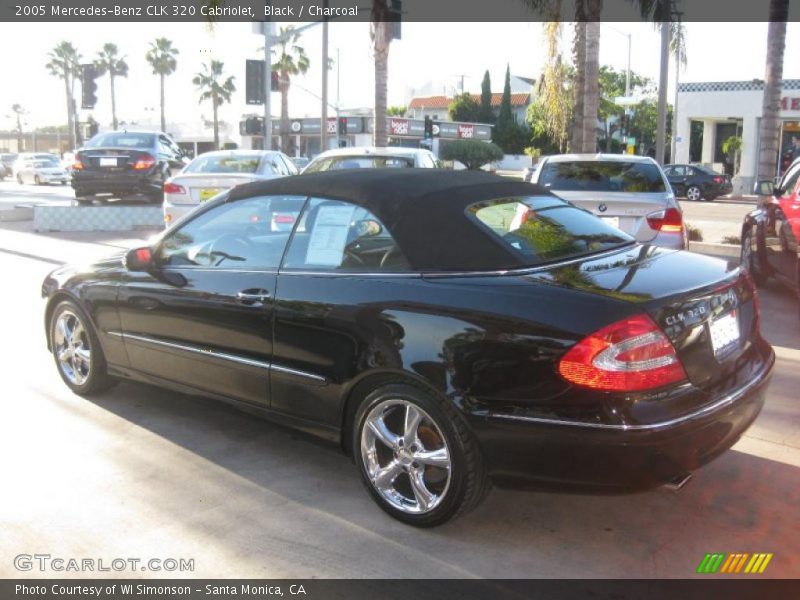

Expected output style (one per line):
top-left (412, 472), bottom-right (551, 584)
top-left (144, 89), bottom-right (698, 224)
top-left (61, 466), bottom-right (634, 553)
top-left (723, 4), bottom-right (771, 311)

top-left (675, 79), bottom-right (800, 194)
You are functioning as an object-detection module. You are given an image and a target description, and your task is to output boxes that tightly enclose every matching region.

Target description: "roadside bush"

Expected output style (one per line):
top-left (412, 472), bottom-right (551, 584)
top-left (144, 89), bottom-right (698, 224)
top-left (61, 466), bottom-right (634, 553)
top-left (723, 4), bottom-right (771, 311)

top-left (686, 223), bottom-right (703, 242)
top-left (721, 235), bottom-right (741, 245)
top-left (440, 140), bottom-right (504, 171)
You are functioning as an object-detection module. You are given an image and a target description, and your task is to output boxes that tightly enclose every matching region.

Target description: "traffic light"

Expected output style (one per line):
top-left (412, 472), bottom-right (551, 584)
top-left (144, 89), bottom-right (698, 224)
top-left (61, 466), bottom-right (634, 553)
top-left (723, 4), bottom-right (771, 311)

top-left (424, 116), bottom-right (433, 140)
top-left (81, 63), bottom-right (98, 109)
top-left (338, 117), bottom-right (348, 135)
top-left (240, 117), bottom-right (264, 136)
top-left (246, 59), bottom-right (265, 105)
top-left (389, 0), bottom-right (402, 40)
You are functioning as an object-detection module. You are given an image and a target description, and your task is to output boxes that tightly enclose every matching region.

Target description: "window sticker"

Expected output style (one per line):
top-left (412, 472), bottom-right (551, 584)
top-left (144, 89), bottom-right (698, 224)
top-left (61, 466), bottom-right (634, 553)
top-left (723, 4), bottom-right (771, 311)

top-left (305, 204), bottom-right (357, 266)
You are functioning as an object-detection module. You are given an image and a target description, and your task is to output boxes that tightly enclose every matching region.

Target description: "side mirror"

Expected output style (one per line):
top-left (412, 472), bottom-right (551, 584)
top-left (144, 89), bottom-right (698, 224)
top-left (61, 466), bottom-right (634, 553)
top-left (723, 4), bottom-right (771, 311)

top-left (753, 179), bottom-right (775, 196)
top-left (124, 246), bottom-right (154, 271)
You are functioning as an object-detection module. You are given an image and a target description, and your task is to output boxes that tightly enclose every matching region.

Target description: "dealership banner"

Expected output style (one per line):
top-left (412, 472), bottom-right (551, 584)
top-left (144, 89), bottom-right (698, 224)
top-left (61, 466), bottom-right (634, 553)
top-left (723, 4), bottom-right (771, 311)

top-left (2, 580), bottom-right (798, 599)
top-left (1, 0), bottom-right (799, 23)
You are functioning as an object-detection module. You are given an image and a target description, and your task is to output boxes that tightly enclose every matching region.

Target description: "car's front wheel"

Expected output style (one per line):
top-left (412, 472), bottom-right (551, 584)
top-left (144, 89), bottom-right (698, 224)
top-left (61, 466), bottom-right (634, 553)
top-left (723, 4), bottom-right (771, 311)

top-left (49, 300), bottom-right (115, 395)
top-left (686, 185), bottom-right (702, 201)
top-left (353, 383), bottom-right (489, 526)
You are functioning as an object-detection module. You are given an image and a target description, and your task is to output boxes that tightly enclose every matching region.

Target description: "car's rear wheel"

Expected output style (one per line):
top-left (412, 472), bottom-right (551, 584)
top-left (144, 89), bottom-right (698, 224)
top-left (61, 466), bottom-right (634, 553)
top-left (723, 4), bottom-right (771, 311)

top-left (741, 227), bottom-right (766, 285)
top-left (49, 300), bottom-right (115, 395)
top-left (16, 174), bottom-right (23, 184)
top-left (74, 195), bottom-right (93, 205)
top-left (353, 383), bottom-right (489, 526)
top-left (686, 185), bottom-right (702, 201)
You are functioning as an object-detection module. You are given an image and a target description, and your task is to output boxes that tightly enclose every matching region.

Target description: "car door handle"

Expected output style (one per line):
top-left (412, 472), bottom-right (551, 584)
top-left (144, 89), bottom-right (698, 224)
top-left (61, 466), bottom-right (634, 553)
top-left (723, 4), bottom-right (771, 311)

top-left (236, 289), bottom-right (271, 305)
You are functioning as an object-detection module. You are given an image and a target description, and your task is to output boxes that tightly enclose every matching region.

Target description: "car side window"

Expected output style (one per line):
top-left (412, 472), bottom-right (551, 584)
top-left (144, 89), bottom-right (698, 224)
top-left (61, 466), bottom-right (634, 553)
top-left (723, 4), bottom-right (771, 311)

top-left (280, 154), bottom-right (299, 175)
top-left (780, 164), bottom-right (800, 194)
top-left (282, 198), bottom-right (410, 272)
top-left (156, 195), bottom-right (307, 270)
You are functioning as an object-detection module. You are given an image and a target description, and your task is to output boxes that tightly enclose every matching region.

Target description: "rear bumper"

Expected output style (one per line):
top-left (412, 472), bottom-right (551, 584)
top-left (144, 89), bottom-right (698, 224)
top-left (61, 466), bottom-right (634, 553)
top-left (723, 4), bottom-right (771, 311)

top-left (72, 169), bottom-right (160, 196)
top-left (471, 348), bottom-right (774, 492)
top-left (162, 199), bottom-right (199, 226)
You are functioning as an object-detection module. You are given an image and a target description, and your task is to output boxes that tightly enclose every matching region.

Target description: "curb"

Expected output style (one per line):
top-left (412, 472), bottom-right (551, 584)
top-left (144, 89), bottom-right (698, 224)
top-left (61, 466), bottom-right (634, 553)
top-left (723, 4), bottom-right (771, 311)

top-left (689, 241), bottom-right (740, 260)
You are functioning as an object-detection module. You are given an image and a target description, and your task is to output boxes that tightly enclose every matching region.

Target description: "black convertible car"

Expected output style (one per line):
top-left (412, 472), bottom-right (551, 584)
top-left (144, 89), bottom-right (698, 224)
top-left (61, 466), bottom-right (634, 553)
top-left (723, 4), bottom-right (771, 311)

top-left (42, 170), bottom-right (774, 526)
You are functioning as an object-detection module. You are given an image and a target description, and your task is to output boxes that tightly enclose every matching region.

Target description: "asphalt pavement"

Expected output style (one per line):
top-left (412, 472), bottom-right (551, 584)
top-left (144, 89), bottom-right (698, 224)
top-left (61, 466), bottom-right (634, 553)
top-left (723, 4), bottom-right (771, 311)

top-left (0, 195), bottom-right (798, 579)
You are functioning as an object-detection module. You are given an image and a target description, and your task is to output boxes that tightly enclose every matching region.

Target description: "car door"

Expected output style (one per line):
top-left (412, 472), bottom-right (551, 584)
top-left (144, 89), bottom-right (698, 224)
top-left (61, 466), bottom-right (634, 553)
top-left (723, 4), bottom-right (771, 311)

top-left (271, 197), bottom-right (414, 426)
top-left (665, 165), bottom-right (686, 196)
top-left (765, 163), bottom-right (800, 284)
top-left (117, 193), bottom-right (307, 406)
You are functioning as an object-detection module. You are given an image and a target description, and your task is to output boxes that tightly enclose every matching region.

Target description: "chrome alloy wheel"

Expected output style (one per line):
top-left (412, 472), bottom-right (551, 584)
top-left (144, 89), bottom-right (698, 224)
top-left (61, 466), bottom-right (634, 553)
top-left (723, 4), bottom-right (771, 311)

top-left (360, 399), bottom-right (452, 514)
top-left (686, 186), bottom-right (702, 201)
top-left (53, 310), bottom-right (92, 386)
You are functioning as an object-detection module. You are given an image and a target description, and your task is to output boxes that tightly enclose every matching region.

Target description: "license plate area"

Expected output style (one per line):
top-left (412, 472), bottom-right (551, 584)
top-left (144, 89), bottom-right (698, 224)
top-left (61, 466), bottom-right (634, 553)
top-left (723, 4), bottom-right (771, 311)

top-left (600, 216), bottom-right (620, 229)
top-left (99, 157), bottom-right (118, 167)
top-left (199, 188), bottom-right (221, 202)
top-left (709, 309), bottom-right (740, 359)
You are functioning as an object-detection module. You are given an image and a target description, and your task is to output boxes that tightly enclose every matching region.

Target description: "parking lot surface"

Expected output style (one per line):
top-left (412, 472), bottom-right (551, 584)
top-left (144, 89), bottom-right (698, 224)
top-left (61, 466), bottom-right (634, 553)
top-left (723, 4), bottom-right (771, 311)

top-left (0, 197), bottom-right (798, 579)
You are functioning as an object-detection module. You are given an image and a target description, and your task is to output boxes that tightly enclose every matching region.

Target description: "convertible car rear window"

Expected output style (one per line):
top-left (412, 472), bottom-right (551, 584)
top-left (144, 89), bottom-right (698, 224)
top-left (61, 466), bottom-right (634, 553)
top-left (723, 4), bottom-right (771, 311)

top-left (539, 160), bottom-right (667, 193)
top-left (468, 196), bottom-right (633, 266)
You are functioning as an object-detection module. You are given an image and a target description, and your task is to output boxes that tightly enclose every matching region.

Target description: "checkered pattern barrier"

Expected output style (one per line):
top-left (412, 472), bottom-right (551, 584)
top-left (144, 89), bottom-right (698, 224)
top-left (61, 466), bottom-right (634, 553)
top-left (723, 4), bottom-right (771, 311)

top-left (678, 79), bottom-right (800, 93)
top-left (34, 205), bottom-right (164, 232)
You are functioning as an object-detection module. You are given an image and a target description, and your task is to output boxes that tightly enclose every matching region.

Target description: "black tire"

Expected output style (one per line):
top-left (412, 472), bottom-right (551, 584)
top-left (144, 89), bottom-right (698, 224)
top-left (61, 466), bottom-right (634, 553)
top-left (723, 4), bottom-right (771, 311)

top-left (49, 299), bottom-right (115, 395)
top-left (16, 174), bottom-right (23, 184)
top-left (352, 382), bottom-right (489, 527)
top-left (685, 185), bottom-right (702, 202)
top-left (741, 227), bottom-right (766, 285)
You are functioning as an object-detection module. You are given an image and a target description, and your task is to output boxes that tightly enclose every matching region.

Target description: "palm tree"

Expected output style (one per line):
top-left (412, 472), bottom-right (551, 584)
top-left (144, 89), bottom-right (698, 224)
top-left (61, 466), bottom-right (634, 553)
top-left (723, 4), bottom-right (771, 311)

top-left (371, 1), bottom-right (393, 147)
top-left (581, 11), bottom-right (601, 153)
top-left (145, 38), bottom-right (179, 133)
top-left (192, 60), bottom-right (236, 150)
top-left (272, 26), bottom-right (310, 154)
top-left (758, 0), bottom-right (790, 191)
top-left (45, 41), bottom-right (81, 149)
top-left (95, 43), bottom-right (129, 130)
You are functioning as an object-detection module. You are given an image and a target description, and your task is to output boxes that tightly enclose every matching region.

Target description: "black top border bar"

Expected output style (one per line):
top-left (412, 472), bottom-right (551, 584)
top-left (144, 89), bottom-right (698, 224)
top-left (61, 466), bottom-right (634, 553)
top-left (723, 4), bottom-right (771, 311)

top-left (1, 0), bottom-right (800, 23)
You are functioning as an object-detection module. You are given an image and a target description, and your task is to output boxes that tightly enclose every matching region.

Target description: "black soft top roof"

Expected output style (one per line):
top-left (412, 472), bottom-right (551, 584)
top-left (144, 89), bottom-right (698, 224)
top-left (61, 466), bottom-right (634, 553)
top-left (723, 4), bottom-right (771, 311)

top-left (228, 169), bottom-right (558, 271)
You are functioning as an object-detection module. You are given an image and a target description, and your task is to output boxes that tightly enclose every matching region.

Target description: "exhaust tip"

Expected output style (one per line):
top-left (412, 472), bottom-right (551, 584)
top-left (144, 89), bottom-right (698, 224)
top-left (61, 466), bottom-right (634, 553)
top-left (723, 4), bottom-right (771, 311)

top-left (664, 472), bottom-right (693, 491)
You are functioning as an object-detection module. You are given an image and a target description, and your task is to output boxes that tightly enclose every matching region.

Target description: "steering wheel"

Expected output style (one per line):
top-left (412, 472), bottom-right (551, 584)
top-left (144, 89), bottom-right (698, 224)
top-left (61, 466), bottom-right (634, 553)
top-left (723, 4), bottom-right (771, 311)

top-left (379, 245), bottom-right (402, 268)
top-left (207, 234), bottom-right (255, 266)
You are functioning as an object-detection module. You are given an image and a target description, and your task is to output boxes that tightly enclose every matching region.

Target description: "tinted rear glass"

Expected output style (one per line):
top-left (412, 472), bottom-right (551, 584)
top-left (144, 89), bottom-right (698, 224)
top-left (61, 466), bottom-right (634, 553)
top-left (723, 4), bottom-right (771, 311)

top-left (468, 196), bottom-right (633, 266)
top-left (304, 156), bottom-right (415, 173)
top-left (539, 160), bottom-right (667, 192)
top-left (85, 133), bottom-right (156, 149)
top-left (186, 154), bottom-right (262, 174)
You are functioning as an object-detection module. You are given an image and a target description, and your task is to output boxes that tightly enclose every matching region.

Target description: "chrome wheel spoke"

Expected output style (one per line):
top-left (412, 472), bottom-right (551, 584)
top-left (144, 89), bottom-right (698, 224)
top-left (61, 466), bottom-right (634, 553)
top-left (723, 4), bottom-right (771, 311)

top-left (70, 320), bottom-right (84, 344)
top-left (368, 415), bottom-right (400, 450)
top-left (409, 469), bottom-right (435, 512)
top-left (74, 346), bottom-right (91, 366)
top-left (56, 317), bottom-right (71, 343)
top-left (57, 347), bottom-right (73, 363)
top-left (373, 460), bottom-right (403, 492)
top-left (402, 404), bottom-right (422, 446)
top-left (414, 446), bottom-right (450, 469)
top-left (53, 310), bottom-right (91, 386)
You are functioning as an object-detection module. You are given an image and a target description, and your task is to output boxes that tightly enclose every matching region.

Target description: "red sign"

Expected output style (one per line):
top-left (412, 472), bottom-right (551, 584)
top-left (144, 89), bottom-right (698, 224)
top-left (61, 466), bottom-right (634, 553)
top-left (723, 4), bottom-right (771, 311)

top-left (781, 97), bottom-right (800, 111)
top-left (390, 118), bottom-right (409, 135)
top-left (457, 124), bottom-right (475, 139)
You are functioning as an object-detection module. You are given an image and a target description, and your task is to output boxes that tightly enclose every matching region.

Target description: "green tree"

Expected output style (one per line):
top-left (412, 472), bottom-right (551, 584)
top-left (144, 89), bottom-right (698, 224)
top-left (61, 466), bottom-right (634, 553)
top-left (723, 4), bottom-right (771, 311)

top-left (145, 38), bottom-right (179, 133)
top-left (440, 139), bottom-right (504, 170)
top-left (448, 93), bottom-right (481, 122)
top-left (598, 66), bottom-right (651, 151)
top-left (538, 18), bottom-right (573, 153)
top-left (479, 70), bottom-right (494, 123)
top-left (45, 41), bottom-right (81, 150)
top-left (192, 60), bottom-right (236, 150)
top-left (95, 43), bottom-right (129, 130)
top-left (387, 105), bottom-right (406, 116)
top-left (273, 26), bottom-right (310, 154)
top-left (494, 64), bottom-right (527, 153)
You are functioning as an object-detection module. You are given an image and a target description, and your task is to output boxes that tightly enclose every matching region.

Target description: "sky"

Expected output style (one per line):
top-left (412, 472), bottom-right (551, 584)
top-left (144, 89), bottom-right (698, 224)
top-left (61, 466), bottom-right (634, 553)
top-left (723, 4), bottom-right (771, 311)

top-left (2, 21), bottom-right (800, 140)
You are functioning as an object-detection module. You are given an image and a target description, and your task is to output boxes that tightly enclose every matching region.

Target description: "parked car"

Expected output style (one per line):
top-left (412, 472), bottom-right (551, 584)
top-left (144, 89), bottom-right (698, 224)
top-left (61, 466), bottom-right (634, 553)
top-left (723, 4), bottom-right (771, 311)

top-left (162, 150), bottom-right (298, 225)
top-left (42, 169), bottom-right (773, 526)
top-left (529, 154), bottom-right (686, 249)
top-left (12, 152), bottom-right (59, 179)
top-left (0, 153), bottom-right (17, 179)
top-left (71, 130), bottom-right (188, 204)
top-left (15, 156), bottom-right (69, 185)
top-left (290, 156), bottom-right (310, 170)
top-left (742, 159), bottom-right (800, 314)
top-left (303, 146), bottom-right (442, 173)
top-left (664, 163), bottom-right (733, 201)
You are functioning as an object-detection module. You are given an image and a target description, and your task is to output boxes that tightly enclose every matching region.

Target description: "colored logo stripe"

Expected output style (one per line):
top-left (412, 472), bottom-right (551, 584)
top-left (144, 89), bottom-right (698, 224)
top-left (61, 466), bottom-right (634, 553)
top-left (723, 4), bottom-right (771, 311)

top-left (697, 553), bottom-right (773, 574)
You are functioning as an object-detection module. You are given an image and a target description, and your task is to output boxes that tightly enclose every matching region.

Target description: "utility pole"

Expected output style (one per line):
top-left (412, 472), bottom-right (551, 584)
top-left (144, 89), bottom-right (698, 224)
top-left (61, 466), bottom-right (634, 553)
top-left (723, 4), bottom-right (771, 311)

top-left (336, 47), bottom-right (341, 148)
top-left (263, 21), bottom-right (273, 150)
top-left (321, 0), bottom-right (329, 153)
top-left (655, 20), bottom-right (670, 164)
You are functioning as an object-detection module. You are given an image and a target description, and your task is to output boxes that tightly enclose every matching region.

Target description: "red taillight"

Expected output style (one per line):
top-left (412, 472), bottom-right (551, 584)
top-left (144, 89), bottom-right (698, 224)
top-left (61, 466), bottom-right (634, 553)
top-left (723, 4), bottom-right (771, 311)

top-left (647, 207), bottom-right (683, 233)
top-left (133, 154), bottom-right (156, 170)
top-left (558, 314), bottom-right (687, 392)
top-left (713, 176), bottom-right (724, 184)
top-left (163, 182), bottom-right (185, 194)
top-left (72, 160), bottom-right (83, 170)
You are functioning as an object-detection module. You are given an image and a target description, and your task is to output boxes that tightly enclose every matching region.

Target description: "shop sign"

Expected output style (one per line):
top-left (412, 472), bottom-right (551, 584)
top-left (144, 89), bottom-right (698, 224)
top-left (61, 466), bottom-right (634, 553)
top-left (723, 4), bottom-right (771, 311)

top-left (781, 97), bottom-right (800, 111)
